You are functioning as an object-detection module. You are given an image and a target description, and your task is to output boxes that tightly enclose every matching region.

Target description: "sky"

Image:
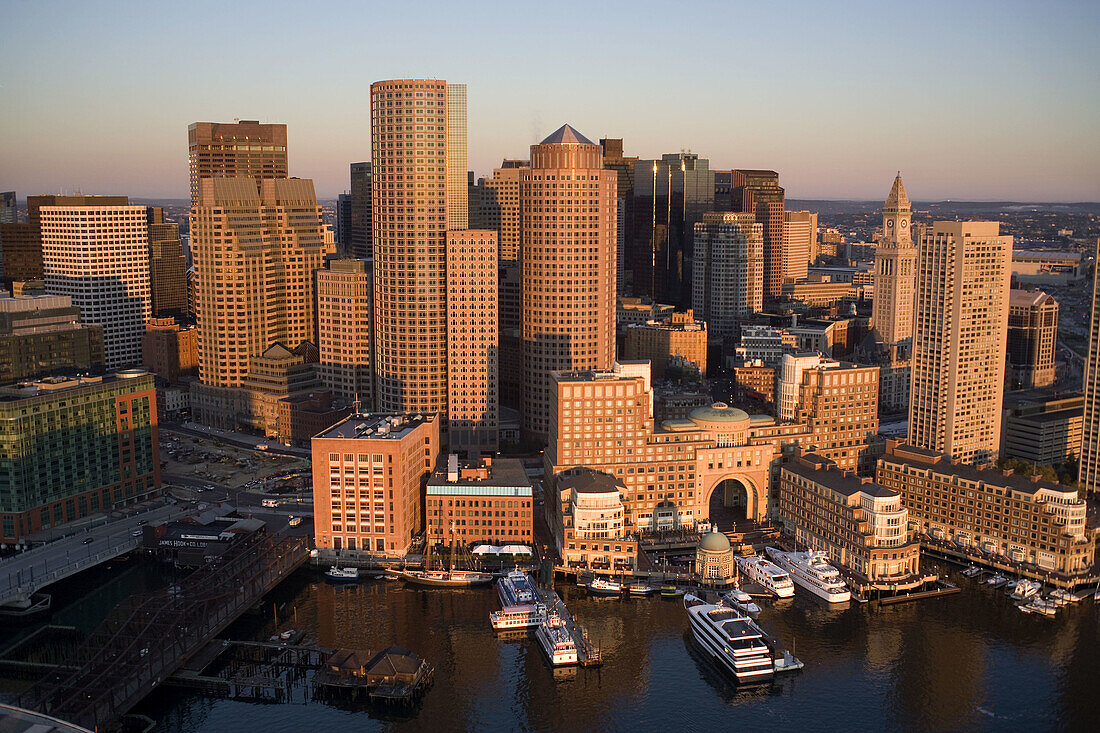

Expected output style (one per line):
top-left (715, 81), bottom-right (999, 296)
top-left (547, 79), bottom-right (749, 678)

top-left (2, 0), bottom-right (1099, 202)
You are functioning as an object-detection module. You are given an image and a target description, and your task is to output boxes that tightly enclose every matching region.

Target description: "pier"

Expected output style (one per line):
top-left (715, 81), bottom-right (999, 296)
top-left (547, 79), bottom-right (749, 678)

top-left (16, 531), bottom-right (308, 731)
top-left (541, 589), bottom-right (602, 667)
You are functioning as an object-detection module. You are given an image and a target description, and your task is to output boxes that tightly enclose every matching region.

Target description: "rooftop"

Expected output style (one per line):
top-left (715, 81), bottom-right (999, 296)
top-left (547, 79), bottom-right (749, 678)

top-left (314, 412), bottom-right (434, 441)
top-left (539, 124), bottom-right (595, 146)
top-left (427, 456), bottom-right (531, 495)
top-left (882, 442), bottom-right (1079, 497)
top-left (784, 453), bottom-right (898, 498)
top-left (0, 370), bottom-right (151, 403)
top-left (558, 469), bottom-right (625, 496)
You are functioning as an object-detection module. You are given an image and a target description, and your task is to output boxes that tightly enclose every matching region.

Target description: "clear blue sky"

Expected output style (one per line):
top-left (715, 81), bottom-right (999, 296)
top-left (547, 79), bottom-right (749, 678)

top-left (2, 0), bottom-right (1098, 201)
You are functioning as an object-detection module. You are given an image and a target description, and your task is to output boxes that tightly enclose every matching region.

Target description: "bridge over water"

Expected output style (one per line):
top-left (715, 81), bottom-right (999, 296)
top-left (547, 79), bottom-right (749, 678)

top-left (18, 531), bottom-right (308, 731)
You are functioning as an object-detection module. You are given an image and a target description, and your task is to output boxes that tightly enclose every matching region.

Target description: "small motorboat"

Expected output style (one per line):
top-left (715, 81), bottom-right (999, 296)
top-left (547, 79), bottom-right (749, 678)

top-left (1008, 579), bottom-right (1041, 601)
top-left (721, 589), bottom-right (761, 616)
top-left (586, 578), bottom-right (623, 596)
top-left (961, 566), bottom-right (981, 578)
top-left (324, 565), bottom-right (361, 583)
top-left (1049, 588), bottom-right (1083, 604)
top-left (628, 582), bottom-right (656, 596)
top-left (985, 574), bottom-right (1008, 588)
top-left (660, 585), bottom-right (686, 598)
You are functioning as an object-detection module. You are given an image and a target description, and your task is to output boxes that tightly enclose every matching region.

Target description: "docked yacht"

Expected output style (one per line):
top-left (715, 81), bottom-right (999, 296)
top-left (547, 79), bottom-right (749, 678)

top-left (765, 548), bottom-right (851, 603)
top-left (628, 582), bottom-right (657, 596)
top-left (324, 566), bottom-right (360, 583)
top-left (985, 573), bottom-right (1008, 588)
top-left (585, 577), bottom-right (623, 596)
top-left (736, 555), bottom-right (795, 598)
top-left (684, 594), bottom-right (774, 684)
top-left (497, 570), bottom-right (539, 607)
top-left (1008, 579), bottom-right (1041, 601)
top-left (397, 568), bottom-right (494, 587)
top-left (490, 602), bottom-right (547, 630)
top-left (721, 587), bottom-right (761, 616)
top-left (1049, 588), bottom-right (1083, 605)
top-left (535, 611), bottom-right (579, 666)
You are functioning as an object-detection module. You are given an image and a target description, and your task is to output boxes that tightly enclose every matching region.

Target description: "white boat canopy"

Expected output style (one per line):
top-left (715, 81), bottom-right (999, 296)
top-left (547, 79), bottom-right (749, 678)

top-left (471, 544), bottom-right (534, 556)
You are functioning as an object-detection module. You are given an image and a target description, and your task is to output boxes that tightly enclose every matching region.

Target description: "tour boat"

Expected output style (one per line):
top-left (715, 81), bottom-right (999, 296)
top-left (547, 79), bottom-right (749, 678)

top-left (721, 587), bottom-right (761, 616)
top-left (490, 602), bottom-right (547, 630)
top-left (585, 577), bottom-right (623, 596)
top-left (535, 611), bottom-right (579, 666)
top-left (683, 594), bottom-right (774, 684)
top-left (497, 570), bottom-right (539, 607)
top-left (324, 565), bottom-right (360, 583)
top-left (736, 555), bottom-right (795, 598)
top-left (628, 582), bottom-right (657, 596)
top-left (765, 548), bottom-right (851, 603)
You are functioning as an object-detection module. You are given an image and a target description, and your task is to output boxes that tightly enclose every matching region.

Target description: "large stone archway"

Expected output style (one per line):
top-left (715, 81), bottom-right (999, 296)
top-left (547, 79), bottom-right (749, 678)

top-left (701, 473), bottom-right (766, 528)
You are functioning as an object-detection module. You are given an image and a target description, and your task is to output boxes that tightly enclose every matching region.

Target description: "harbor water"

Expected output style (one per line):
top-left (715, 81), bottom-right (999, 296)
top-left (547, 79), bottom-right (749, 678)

top-left (3, 561), bottom-right (1099, 731)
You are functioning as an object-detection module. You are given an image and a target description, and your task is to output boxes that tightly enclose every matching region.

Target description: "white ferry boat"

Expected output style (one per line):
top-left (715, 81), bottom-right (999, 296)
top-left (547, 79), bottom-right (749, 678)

top-left (585, 578), bottom-right (623, 596)
top-left (490, 602), bottom-right (547, 630)
top-left (535, 612), bottom-right (579, 666)
top-left (497, 570), bottom-right (538, 607)
top-left (736, 555), bottom-right (795, 598)
top-left (324, 566), bottom-right (360, 583)
top-left (684, 594), bottom-right (774, 684)
top-left (765, 548), bottom-right (851, 603)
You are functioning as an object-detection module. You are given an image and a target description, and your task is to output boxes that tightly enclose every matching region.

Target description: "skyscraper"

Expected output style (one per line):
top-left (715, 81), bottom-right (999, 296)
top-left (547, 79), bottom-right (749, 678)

top-left (1006, 288), bottom-right (1058, 390)
top-left (782, 210), bottom-right (817, 283)
top-left (446, 230), bottom-right (498, 454)
top-left (348, 161), bottom-right (372, 259)
top-left (370, 79), bottom-right (465, 423)
top-left (189, 177), bottom-right (332, 423)
top-left (0, 191), bottom-right (14, 224)
top-left (335, 192), bottom-right (352, 249)
top-left (521, 124), bottom-right (617, 438)
top-left (478, 161), bottom-right (528, 261)
top-left (316, 258), bottom-right (374, 407)
top-left (146, 207), bottom-right (188, 320)
top-left (599, 139), bottom-right (637, 295)
top-left (1080, 239), bottom-right (1100, 493)
top-left (909, 221), bottom-right (1011, 463)
top-left (871, 176), bottom-right (918, 352)
top-left (691, 212), bottom-right (763, 344)
top-left (632, 153), bottom-right (715, 306)
top-left (187, 120), bottom-right (288, 206)
top-left (730, 169), bottom-right (785, 299)
top-left (40, 204), bottom-right (151, 368)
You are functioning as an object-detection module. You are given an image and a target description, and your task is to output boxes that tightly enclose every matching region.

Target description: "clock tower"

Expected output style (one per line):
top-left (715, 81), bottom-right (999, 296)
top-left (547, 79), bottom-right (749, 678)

top-left (872, 174), bottom-right (918, 356)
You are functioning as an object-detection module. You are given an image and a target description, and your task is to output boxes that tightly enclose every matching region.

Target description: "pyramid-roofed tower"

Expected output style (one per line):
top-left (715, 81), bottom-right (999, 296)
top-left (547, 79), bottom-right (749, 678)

top-left (884, 174), bottom-right (911, 212)
top-left (539, 124), bottom-right (596, 146)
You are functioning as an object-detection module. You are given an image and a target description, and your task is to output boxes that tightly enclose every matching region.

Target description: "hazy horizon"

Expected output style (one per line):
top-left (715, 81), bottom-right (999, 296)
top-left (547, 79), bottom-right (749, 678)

top-left (3, 0), bottom-right (1098, 202)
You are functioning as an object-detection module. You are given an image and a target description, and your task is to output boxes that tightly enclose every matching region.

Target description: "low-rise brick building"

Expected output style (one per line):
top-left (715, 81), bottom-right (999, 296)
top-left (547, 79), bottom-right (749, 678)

top-left (425, 454), bottom-right (532, 548)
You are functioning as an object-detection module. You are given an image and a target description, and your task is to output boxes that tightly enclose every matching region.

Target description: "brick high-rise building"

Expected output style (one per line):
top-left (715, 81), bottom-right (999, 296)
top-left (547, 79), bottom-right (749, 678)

top-left (348, 162), bottom-right (372, 259)
top-left (1007, 288), bottom-right (1058, 390)
top-left (623, 310), bottom-right (708, 378)
top-left (189, 178), bottom-right (332, 423)
top-left (479, 161), bottom-right (527, 262)
top-left (730, 169), bottom-right (785, 299)
top-left (312, 412), bottom-right (438, 556)
top-left (188, 120), bottom-right (288, 206)
top-left (521, 124), bottom-right (617, 439)
top-left (40, 204), bottom-right (151, 368)
top-left (316, 259), bottom-right (374, 408)
top-left (446, 230), bottom-right (498, 454)
top-left (692, 212), bottom-right (763, 344)
top-left (141, 317), bottom-right (198, 384)
top-left (370, 79), bottom-right (466, 425)
top-left (146, 207), bottom-right (188, 320)
top-left (909, 221), bottom-right (1011, 463)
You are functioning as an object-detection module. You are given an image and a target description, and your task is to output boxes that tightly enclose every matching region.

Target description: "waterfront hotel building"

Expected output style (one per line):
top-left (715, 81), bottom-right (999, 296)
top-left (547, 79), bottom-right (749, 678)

top-left (0, 371), bottom-right (160, 545)
top-left (776, 452), bottom-right (921, 582)
top-left (877, 441), bottom-right (1095, 576)
top-left (311, 413), bottom-right (438, 556)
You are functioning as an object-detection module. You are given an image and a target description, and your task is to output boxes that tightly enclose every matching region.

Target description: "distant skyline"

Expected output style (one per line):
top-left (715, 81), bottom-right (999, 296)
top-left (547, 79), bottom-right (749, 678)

top-left (2, 0), bottom-right (1098, 202)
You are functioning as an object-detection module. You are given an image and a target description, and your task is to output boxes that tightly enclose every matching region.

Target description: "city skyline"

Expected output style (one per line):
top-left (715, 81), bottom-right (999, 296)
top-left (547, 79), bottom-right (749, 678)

top-left (2, 1), bottom-right (1099, 202)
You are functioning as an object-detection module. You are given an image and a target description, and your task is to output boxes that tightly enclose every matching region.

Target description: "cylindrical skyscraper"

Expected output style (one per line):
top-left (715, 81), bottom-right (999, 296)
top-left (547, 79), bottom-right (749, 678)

top-left (522, 124), bottom-right (617, 439)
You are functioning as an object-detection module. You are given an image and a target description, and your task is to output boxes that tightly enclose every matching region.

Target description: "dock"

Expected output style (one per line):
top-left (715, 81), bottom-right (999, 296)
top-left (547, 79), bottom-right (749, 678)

top-left (541, 589), bottom-right (602, 667)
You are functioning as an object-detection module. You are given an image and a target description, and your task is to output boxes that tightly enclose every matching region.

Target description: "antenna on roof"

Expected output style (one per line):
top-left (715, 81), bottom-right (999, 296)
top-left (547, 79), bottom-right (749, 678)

top-left (353, 392), bottom-right (361, 416)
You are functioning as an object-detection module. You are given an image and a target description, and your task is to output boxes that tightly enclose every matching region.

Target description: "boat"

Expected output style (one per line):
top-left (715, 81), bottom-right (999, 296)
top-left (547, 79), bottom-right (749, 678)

top-left (400, 520), bottom-right (494, 588)
top-left (324, 566), bottom-right (361, 583)
top-left (721, 588), bottom-right (761, 616)
top-left (535, 611), bottom-right (578, 666)
top-left (585, 578), bottom-right (623, 596)
top-left (1049, 588), bottom-right (1083, 604)
top-left (628, 582), bottom-right (657, 596)
top-left (660, 585), bottom-right (686, 598)
top-left (985, 573), bottom-right (1008, 588)
top-left (497, 570), bottom-right (539, 607)
top-left (765, 548), bottom-right (851, 603)
top-left (683, 594), bottom-right (774, 684)
top-left (490, 602), bottom-right (547, 630)
top-left (1020, 598), bottom-right (1057, 617)
top-left (1008, 579), bottom-right (1041, 601)
top-left (736, 555), bottom-right (795, 598)
top-left (961, 566), bottom-right (981, 578)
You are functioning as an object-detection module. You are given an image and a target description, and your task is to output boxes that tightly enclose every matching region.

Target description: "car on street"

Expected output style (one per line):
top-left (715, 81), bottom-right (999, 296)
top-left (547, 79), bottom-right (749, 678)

top-left (82, 537), bottom-right (94, 544)
top-left (131, 530), bottom-right (143, 537)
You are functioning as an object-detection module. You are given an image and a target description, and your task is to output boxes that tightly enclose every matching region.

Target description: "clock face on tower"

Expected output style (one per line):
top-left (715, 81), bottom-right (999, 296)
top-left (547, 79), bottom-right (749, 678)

top-left (901, 220), bottom-right (908, 229)
top-left (886, 219), bottom-right (894, 229)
